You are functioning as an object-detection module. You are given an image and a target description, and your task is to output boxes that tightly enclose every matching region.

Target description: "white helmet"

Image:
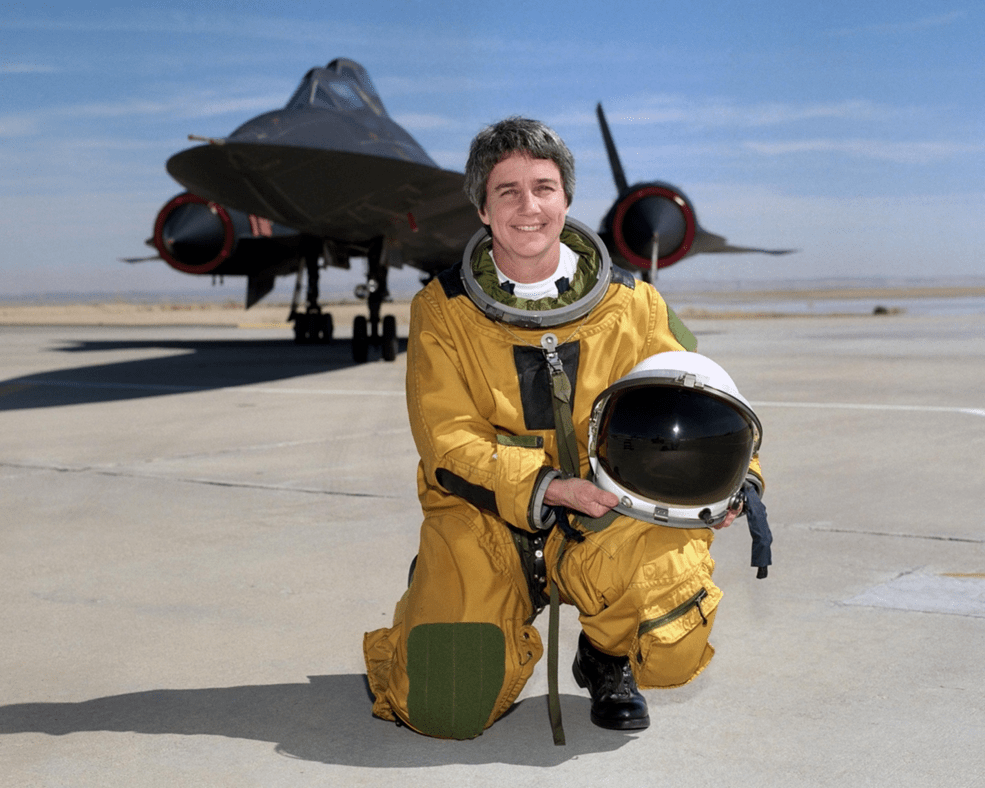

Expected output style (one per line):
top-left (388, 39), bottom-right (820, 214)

top-left (588, 351), bottom-right (762, 528)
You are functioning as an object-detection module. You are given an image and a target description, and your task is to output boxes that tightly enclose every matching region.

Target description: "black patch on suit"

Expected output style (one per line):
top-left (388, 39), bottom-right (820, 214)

top-left (437, 263), bottom-right (467, 299)
top-left (610, 265), bottom-right (636, 288)
top-left (512, 342), bottom-right (581, 431)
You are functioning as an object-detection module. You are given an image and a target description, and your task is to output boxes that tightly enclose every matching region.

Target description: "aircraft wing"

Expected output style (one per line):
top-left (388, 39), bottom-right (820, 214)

top-left (166, 142), bottom-right (478, 272)
top-left (690, 229), bottom-right (796, 256)
top-left (119, 254), bottom-right (161, 263)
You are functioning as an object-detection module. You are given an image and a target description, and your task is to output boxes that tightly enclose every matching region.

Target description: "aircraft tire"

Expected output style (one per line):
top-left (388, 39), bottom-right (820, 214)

top-left (352, 315), bottom-right (369, 364)
top-left (293, 314), bottom-right (311, 344)
top-left (319, 313), bottom-right (334, 343)
top-left (382, 315), bottom-right (397, 362)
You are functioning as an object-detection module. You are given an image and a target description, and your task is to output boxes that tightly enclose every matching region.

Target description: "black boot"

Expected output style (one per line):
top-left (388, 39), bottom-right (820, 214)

top-left (572, 632), bottom-right (650, 730)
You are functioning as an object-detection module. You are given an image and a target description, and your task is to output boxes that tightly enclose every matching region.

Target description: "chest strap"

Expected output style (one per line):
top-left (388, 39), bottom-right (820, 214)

top-left (539, 332), bottom-right (581, 746)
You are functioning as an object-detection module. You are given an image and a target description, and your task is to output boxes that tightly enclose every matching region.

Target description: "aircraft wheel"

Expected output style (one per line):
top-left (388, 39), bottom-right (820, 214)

top-left (352, 315), bottom-right (369, 364)
top-left (318, 313), bottom-right (334, 343)
top-left (293, 314), bottom-right (311, 344)
top-left (382, 315), bottom-right (397, 362)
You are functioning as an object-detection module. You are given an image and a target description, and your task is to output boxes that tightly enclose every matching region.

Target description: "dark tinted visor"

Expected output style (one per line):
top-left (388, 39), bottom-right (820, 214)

top-left (596, 384), bottom-right (755, 507)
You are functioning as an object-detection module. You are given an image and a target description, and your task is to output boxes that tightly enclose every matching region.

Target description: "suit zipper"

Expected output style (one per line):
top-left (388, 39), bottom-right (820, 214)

top-left (637, 587), bottom-right (709, 639)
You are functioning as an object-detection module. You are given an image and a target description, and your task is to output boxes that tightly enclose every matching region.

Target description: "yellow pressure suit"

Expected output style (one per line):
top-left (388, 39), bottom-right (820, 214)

top-left (364, 224), bottom-right (763, 739)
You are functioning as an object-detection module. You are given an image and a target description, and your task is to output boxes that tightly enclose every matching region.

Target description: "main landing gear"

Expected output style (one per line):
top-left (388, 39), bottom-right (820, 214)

top-left (289, 250), bottom-right (334, 345)
top-left (352, 245), bottom-right (398, 364)
top-left (288, 242), bottom-right (399, 364)
top-left (351, 313), bottom-right (398, 364)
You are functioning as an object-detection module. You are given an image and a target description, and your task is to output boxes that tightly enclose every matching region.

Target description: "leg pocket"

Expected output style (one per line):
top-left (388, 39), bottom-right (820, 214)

top-left (632, 583), bottom-right (721, 689)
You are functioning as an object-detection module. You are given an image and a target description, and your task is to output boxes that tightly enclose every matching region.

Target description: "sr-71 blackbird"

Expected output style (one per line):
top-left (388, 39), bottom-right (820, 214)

top-left (134, 58), bottom-right (791, 362)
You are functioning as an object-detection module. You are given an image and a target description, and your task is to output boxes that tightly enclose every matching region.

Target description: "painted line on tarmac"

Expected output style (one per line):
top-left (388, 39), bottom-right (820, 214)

top-left (13, 378), bottom-right (405, 396)
top-left (753, 401), bottom-right (985, 418)
top-left (13, 381), bottom-right (980, 413)
top-left (1, 460), bottom-right (401, 498)
top-left (805, 523), bottom-right (984, 544)
top-left (240, 386), bottom-right (404, 397)
top-left (149, 427), bottom-right (411, 460)
top-left (16, 378), bottom-right (203, 393)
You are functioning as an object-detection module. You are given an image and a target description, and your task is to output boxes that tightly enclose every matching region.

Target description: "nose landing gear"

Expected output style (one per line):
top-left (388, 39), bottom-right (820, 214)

top-left (289, 250), bottom-right (334, 345)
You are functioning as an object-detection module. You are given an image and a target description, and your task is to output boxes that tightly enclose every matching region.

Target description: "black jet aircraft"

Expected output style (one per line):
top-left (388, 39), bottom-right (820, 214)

top-left (134, 58), bottom-right (790, 363)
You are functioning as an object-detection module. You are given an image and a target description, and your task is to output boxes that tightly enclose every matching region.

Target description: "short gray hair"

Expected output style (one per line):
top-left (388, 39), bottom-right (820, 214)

top-left (463, 117), bottom-right (575, 212)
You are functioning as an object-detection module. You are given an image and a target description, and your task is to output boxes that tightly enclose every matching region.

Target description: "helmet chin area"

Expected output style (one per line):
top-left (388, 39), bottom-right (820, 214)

top-left (594, 462), bottom-right (744, 528)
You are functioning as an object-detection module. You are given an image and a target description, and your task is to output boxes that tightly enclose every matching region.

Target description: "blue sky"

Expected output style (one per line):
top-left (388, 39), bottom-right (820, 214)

top-left (1, 1), bottom-right (982, 300)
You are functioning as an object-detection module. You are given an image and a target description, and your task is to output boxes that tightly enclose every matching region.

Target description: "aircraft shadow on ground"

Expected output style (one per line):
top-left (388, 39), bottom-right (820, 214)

top-left (0, 337), bottom-right (408, 412)
top-left (0, 675), bottom-right (633, 766)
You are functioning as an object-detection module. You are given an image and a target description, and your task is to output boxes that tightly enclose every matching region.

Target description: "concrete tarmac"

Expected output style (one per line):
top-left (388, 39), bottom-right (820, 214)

top-left (1, 311), bottom-right (983, 787)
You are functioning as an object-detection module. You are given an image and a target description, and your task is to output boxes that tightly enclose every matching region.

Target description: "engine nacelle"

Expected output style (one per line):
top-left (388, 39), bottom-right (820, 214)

top-left (153, 193), bottom-right (237, 274)
top-left (152, 193), bottom-right (304, 277)
top-left (599, 182), bottom-right (697, 271)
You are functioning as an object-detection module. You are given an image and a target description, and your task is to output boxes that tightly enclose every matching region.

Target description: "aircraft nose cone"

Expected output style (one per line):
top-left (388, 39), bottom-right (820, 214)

top-left (160, 202), bottom-right (227, 265)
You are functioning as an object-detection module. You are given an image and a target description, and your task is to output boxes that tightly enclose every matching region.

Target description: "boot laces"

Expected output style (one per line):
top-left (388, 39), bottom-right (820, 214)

top-left (601, 659), bottom-right (637, 698)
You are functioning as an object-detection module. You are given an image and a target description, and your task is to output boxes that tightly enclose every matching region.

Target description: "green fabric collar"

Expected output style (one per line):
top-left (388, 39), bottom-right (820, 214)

top-left (470, 228), bottom-right (602, 312)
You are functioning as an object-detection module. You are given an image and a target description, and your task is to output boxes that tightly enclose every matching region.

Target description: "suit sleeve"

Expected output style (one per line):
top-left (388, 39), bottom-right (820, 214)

top-left (406, 288), bottom-right (554, 531)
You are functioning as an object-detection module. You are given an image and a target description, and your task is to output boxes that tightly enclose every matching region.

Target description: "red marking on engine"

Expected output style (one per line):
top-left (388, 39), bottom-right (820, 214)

top-left (249, 215), bottom-right (273, 237)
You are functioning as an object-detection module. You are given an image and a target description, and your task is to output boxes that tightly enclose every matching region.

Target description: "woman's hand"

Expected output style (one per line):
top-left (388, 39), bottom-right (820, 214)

top-left (544, 477), bottom-right (619, 519)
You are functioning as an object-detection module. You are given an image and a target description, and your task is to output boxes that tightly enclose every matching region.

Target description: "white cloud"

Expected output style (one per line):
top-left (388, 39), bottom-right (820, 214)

top-left (0, 114), bottom-right (38, 137)
top-left (744, 138), bottom-right (985, 164)
top-left (1, 62), bottom-right (59, 74)
top-left (2, 9), bottom-right (378, 47)
top-left (715, 100), bottom-right (892, 127)
top-left (68, 94), bottom-right (286, 121)
top-left (604, 97), bottom-right (894, 129)
top-left (376, 75), bottom-right (488, 98)
top-left (0, 91), bottom-right (286, 140)
top-left (392, 113), bottom-right (458, 132)
top-left (828, 11), bottom-right (966, 37)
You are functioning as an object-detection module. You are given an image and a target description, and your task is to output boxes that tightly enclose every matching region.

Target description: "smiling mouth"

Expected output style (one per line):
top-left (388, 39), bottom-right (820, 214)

top-left (514, 224), bottom-right (546, 232)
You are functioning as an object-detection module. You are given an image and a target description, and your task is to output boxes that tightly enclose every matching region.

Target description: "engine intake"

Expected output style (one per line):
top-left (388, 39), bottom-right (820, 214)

top-left (604, 183), bottom-right (697, 270)
top-left (153, 193), bottom-right (236, 274)
top-left (152, 192), bottom-right (305, 281)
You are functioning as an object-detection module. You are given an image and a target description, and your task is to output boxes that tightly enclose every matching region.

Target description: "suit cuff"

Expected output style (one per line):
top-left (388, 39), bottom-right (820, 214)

top-left (529, 467), bottom-right (561, 530)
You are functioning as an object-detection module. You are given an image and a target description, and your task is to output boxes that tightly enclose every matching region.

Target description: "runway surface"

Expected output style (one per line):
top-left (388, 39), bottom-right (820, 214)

top-left (1, 311), bottom-right (983, 787)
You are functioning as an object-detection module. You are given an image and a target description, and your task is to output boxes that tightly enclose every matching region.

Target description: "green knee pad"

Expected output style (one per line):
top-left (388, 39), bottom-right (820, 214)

top-left (406, 622), bottom-right (505, 739)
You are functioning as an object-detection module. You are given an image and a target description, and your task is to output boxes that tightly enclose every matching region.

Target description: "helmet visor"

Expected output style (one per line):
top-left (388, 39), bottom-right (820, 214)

top-left (596, 384), bottom-right (756, 507)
